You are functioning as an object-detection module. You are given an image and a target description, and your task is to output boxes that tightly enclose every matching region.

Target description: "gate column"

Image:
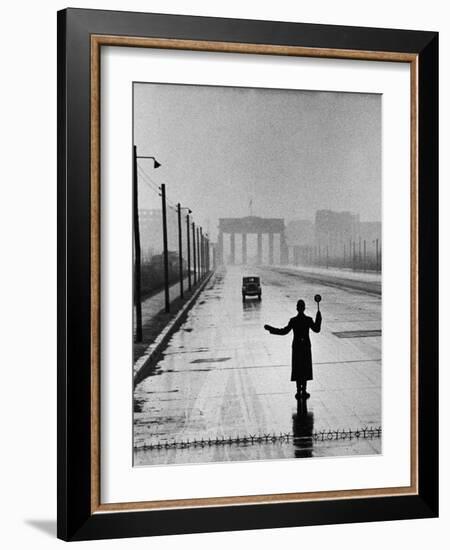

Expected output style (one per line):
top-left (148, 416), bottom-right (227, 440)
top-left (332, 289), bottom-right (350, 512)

top-left (280, 231), bottom-right (289, 265)
top-left (257, 232), bottom-right (263, 264)
top-left (268, 232), bottom-right (274, 265)
top-left (242, 233), bottom-right (247, 264)
top-left (230, 232), bottom-right (235, 265)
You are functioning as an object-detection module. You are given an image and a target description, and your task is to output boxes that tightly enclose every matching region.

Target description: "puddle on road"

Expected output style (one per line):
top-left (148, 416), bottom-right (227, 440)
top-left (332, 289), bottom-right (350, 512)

top-left (146, 389), bottom-right (179, 394)
top-left (190, 357), bottom-right (231, 364)
top-left (165, 347), bottom-right (209, 356)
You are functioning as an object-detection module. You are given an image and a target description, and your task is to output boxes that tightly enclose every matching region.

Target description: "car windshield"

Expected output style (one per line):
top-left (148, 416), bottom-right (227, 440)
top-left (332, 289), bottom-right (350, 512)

top-left (243, 277), bottom-right (259, 283)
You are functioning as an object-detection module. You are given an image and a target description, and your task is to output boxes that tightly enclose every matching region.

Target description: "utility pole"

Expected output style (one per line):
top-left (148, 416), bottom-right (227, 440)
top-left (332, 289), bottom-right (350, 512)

top-left (177, 203), bottom-right (184, 299)
top-left (161, 183), bottom-right (170, 313)
top-left (186, 212), bottom-right (191, 291)
top-left (192, 222), bottom-right (197, 285)
top-left (203, 233), bottom-right (207, 274)
top-left (198, 227), bottom-right (202, 278)
top-left (132, 146), bottom-right (143, 342)
top-left (203, 232), bottom-right (206, 276)
top-left (199, 231), bottom-right (203, 278)
top-left (201, 229), bottom-right (205, 277)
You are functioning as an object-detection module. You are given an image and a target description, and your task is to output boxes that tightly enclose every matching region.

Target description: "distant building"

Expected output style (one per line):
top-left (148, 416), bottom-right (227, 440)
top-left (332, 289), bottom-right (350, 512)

top-left (315, 210), bottom-right (360, 254)
top-left (285, 220), bottom-right (314, 247)
top-left (284, 209), bottom-right (381, 268)
top-left (313, 209), bottom-right (381, 262)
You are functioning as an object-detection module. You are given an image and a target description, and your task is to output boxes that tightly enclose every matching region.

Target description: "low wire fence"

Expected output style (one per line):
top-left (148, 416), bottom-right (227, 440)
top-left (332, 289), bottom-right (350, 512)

top-left (134, 426), bottom-right (382, 452)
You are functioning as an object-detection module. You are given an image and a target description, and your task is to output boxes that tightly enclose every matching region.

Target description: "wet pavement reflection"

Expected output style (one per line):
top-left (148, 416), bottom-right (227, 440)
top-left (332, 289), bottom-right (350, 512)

top-left (292, 399), bottom-right (314, 458)
top-left (134, 265), bottom-right (381, 466)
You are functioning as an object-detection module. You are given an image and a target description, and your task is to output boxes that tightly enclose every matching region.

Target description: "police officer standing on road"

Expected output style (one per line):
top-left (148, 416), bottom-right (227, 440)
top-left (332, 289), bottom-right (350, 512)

top-left (264, 297), bottom-right (322, 400)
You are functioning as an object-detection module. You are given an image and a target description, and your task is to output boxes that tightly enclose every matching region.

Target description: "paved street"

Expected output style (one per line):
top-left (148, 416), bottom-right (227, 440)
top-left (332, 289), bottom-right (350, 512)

top-left (134, 265), bottom-right (381, 465)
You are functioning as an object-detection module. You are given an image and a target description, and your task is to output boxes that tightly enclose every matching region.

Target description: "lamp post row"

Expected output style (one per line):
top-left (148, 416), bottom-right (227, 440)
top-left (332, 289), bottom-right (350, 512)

top-left (133, 146), bottom-right (211, 342)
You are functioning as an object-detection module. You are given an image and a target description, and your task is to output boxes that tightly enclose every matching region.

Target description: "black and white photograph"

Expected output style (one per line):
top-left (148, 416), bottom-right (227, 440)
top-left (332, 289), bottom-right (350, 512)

top-left (132, 82), bottom-right (382, 466)
top-left (0, 0), bottom-right (443, 545)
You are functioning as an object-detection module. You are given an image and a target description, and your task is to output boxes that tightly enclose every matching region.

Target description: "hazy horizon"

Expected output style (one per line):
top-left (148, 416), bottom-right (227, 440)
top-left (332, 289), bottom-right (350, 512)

top-left (134, 83), bottom-right (381, 239)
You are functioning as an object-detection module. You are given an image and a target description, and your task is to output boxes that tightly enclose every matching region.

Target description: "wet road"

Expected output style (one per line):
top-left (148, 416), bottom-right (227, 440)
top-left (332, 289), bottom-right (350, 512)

top-left (134, 265), bottom-right (381, 465)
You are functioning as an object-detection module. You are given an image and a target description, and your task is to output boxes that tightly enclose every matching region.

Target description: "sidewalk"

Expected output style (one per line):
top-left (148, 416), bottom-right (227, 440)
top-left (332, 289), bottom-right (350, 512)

top-left (282, 264), bottom-right (381, 283)
top-left (133, 275), bottom-right (206, 364)
top-left (271, 264), bottom-right (381, 294)
top-left (139, 275), bottom-right (191, 327)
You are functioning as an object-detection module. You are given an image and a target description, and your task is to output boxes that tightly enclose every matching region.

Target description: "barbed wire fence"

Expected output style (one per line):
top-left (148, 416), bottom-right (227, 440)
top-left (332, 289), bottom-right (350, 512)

top-left (134, 425), bottom-right (382, 452)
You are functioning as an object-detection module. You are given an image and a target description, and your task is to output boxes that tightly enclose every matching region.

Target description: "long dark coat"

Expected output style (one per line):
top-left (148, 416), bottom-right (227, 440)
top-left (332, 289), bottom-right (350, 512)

top-left (267, 312), bottom-right (322, 381)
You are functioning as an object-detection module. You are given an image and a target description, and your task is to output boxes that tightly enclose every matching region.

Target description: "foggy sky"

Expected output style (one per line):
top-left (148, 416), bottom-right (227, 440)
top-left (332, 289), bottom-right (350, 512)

top-left (134, 83), bottom-right (381, 240)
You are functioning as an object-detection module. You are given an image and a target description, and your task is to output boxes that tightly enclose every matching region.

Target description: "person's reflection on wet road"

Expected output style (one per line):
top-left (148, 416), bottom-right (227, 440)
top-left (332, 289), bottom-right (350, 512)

top-left (292, 399), bottom-right (314, 458)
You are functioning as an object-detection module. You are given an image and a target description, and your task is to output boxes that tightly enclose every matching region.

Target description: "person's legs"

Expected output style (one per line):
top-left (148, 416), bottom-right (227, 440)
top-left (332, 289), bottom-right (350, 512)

top-left (302, 381), bottom-right (310, 398)
top-left (295, 381), bottom-right (302, 399)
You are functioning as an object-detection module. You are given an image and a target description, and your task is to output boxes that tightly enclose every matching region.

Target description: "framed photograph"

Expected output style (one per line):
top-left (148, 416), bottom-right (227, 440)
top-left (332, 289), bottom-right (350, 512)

top-left (57, 8), bottom-right (438, 541)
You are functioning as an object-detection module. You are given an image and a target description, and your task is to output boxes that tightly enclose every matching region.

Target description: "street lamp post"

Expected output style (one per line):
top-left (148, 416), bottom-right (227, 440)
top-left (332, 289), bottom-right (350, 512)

top-left (177, 203), bottom-right (184, 300)
top-left (200, 228), bottom-right (204, 278)
top-left (132, 146), bottom-right (142, 342)
top-left (176, 205), bottom-right (193, 298)
top-left (198, 227), bottom-right (202, 279)
top-left (161, 183), bottom-right (170, 313)
top-left (133, 146), bottom-right (161, 342)
top-left (184, 210), bottom-right (192, 290)
top-left (192, 222), bottom-right (197, 286)
top-left (197, 227), bottom-right (203, 279)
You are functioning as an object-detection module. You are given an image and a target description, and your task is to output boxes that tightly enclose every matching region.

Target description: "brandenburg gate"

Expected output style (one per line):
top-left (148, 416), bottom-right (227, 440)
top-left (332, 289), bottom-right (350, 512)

top-left (217, 216), bottom-right (288, 265)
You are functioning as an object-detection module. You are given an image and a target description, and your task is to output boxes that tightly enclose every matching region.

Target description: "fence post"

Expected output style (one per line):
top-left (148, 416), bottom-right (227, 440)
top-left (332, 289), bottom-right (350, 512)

top-left (363, 239), bottom-right (366, 272)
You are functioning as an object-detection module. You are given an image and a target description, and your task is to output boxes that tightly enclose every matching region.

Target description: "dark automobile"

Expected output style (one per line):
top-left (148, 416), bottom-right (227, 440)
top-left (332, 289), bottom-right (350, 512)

top-left (242, 276), bottom-right (261, 301)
